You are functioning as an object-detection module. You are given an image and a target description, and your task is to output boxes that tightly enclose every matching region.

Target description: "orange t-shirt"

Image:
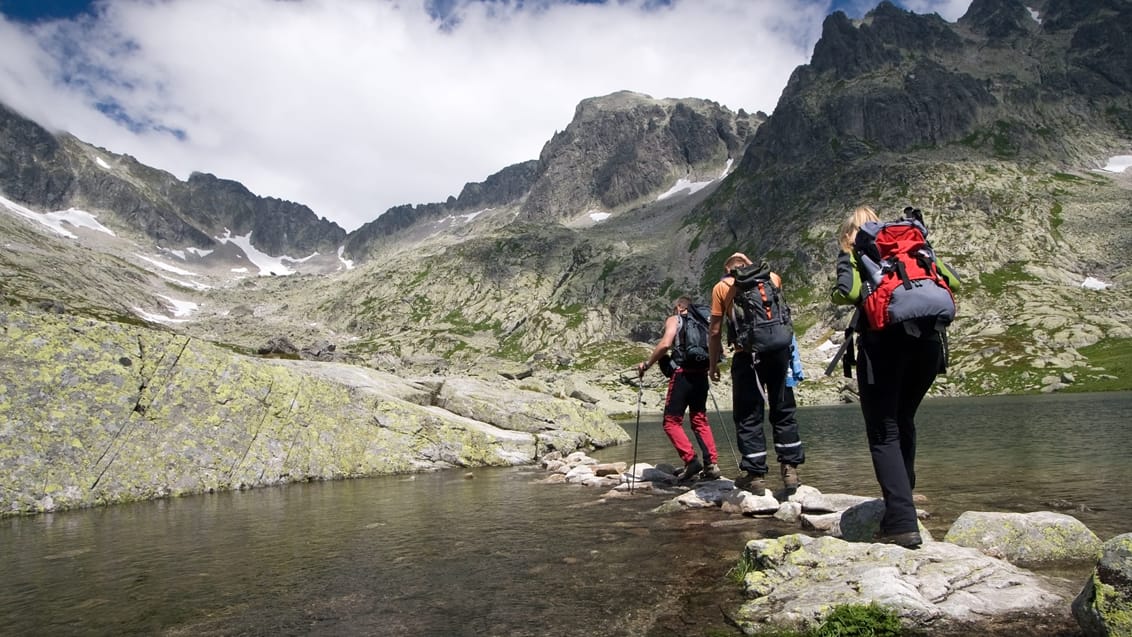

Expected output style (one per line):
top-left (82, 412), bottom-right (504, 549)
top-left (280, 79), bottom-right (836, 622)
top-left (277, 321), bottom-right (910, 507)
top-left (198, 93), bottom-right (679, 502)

top-left (710, 277), bottom-right (737, 319)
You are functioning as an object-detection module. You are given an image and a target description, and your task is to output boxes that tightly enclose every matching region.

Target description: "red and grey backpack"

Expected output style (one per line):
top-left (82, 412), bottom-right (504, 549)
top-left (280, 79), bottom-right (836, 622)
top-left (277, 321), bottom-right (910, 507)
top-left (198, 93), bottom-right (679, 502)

top-left (853, 208), bottom-right (956, 332)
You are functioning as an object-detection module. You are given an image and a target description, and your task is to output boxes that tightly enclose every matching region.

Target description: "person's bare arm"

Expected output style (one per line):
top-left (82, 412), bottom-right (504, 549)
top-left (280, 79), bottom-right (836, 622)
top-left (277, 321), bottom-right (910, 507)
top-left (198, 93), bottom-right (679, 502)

top-left (708, 314), bottom-right (724, 383)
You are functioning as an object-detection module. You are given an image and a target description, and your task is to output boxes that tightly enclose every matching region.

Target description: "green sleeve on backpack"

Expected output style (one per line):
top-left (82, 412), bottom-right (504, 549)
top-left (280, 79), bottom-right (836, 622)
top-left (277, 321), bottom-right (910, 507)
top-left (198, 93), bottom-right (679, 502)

top-left (831, 251), bottom-right (862, 305)
top-left (936, 259), bottom-right (961, 292)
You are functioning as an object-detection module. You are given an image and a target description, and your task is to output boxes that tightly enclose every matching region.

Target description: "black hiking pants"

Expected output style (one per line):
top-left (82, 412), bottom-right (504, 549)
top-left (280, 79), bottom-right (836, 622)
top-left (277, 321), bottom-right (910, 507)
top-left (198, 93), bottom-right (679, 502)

top-left (857, 327), bottom-right (943, 535)
top-left (730, 348), bottom-right (804, 475)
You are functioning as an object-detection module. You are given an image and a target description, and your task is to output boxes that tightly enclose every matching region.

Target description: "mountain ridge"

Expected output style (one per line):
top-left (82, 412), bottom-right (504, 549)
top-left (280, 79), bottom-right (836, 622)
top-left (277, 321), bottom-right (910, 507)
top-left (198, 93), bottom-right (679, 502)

top-left (2, 0), bottom-right (1131, 403)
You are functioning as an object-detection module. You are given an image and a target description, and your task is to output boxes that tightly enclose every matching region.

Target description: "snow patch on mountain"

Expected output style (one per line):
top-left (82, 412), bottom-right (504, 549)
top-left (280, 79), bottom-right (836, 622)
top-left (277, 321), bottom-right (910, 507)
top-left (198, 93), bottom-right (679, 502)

top-left (1, 195), bottom-right (116, 239)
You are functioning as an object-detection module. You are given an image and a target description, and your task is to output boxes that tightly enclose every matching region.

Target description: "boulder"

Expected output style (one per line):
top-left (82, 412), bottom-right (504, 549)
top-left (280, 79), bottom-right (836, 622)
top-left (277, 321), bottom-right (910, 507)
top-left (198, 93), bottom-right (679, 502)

top-left (720, 487), bottom-right (780, 515)
top-left (944, 511), bottom-right (1103, 566)
top-left (0, 309), bottom-right (628, 516)
top-left (838, 499), bottom-right (933, 543)
top-left (1072, 533), bottom-right (1132, 637)
top-left (735, 534), bottom-right (1067, 634)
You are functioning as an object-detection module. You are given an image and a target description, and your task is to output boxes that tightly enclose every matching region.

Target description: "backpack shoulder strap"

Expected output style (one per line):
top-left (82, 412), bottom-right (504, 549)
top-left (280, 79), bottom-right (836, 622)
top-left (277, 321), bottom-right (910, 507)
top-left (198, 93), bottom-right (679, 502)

top-left (687, 304), bottom-right (710, 326)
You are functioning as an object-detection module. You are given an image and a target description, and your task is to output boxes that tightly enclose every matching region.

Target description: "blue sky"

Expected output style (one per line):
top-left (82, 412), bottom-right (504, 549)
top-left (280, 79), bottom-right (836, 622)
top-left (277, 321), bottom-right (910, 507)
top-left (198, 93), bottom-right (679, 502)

top-left (0, 0), bottom-right (972, 230)
top-left (0, 0), bottom-right (937, 22)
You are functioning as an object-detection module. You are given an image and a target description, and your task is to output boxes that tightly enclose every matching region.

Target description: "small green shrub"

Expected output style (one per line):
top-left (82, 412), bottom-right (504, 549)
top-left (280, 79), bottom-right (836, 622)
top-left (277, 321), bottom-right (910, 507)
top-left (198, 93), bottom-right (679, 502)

top-left (812, 603), bottom-right (904, 637)
top-left (550, 303), bottom-right (586, 329)
top-left (598, 259), bottom-right (618, 282)
top-left (1050, 200), bottom-right (1064, 231)
top-left (726, 552), bottom-right (755, 584)
top-left (738, 603), bottom-right (908, 637)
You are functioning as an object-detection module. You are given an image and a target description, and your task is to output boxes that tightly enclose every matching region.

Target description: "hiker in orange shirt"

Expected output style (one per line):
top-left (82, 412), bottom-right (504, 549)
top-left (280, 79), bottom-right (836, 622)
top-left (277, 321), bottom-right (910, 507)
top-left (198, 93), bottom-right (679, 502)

top-left (708, 253), bottom-right (804, 496)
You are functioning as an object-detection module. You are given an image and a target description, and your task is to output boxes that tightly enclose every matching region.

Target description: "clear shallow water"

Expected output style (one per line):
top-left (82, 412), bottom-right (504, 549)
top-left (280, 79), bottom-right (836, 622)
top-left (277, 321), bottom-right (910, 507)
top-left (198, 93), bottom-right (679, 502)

top-left (1, 392), bottom-right (1128, 636)
top-left (779, 391), bottom-right (1132, 540)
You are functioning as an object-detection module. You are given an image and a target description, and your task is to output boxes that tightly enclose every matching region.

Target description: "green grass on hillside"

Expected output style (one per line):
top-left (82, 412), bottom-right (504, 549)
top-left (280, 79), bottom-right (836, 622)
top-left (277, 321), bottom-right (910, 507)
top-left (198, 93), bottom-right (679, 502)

top-left (1074, 338), bottom-right (1132, 393)
top-left (572, 340), bottom-right (649, 372)
top-left (977, 262), bottom-right (1038, 296)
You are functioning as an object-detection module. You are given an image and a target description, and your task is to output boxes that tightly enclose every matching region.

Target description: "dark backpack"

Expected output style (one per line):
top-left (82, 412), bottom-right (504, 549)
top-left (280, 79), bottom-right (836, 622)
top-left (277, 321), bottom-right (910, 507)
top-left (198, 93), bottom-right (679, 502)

top-left (853, 208), bottom-right (956, 331)
top-left (727, 262), bottom-right (793, 356)
top-left (673, 303), bottom-right (711, 370)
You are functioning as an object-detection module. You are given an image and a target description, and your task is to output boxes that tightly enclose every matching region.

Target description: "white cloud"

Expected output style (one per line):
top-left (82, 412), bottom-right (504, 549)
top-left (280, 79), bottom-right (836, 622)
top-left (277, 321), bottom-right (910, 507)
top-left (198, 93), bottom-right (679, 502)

top-left (0, 0), bottom-right (970, 232)
top-left (898, 0), bottom-right (971, 21)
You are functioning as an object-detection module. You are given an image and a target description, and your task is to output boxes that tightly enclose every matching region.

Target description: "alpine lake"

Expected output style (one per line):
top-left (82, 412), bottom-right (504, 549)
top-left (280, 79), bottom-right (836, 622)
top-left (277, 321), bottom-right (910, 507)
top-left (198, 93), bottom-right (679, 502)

top-left (2, 391), bottom-right (1129, 636)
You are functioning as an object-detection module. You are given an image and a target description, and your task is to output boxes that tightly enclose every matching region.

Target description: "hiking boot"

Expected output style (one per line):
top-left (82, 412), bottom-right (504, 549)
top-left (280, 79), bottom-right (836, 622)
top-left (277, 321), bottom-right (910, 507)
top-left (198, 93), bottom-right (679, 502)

top-left (733, 471), bottom-right (767, 495)
top-left (873, 530), bottom-right (923, 549)
top-left (780, 463), bottom-right (800, 490)
top-left (701, 463), bottom-right (722, 480)
top-left (676, 457), bottom-right (703, 483)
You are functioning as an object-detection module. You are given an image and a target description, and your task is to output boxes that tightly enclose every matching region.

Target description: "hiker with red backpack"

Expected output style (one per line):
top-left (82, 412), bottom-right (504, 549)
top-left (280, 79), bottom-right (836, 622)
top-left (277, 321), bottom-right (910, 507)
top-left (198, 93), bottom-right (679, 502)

top-left (708, 253), bottom-right (805, 496)
top-left (832, 206), bottom-right (961, 549)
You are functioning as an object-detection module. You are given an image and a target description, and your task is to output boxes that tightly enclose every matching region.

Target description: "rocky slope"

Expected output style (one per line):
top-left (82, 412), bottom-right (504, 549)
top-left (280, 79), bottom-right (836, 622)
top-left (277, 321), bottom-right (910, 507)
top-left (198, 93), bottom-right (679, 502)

top-left (2, 89), bottom-right (762, 385)
top-left (0, 89), bottom-right (757, 515)
top-left (690, 0), bottom-right (1132, 397)
top-left (2, 0), bottom-right (1132, 516)
top-left (3, 1), bottom-right (1130, 401)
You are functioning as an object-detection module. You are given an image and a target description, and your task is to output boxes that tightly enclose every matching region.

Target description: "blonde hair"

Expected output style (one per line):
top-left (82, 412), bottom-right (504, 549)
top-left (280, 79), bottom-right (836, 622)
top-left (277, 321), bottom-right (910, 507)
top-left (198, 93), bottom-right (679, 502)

top-left (838, 206), bottom-right (880, 252)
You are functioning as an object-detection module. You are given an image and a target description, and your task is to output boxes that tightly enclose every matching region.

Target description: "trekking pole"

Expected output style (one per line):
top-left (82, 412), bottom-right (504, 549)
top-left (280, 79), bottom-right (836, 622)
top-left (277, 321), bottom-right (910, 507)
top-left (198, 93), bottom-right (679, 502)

top-left (824, 309), bottom-right (860, 377)
top-left (823, 339), bottom-right (851, 377)
top-left (708, 387), bottom-right (741, 471)
top-left (629, 373), bottom-right (647, 493)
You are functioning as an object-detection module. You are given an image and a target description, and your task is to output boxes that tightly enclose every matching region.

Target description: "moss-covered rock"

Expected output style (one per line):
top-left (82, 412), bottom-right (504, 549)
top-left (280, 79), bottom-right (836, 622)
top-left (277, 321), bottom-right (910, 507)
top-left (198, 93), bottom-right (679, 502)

top-left (736, 533), bottom-right (1066, 634)
top-left (0, 309), bottom-right (628, 516)
top-left (1073, 533), bottom-right (1132, 637)
top-left (943, 510), bottom-right (1103, 566)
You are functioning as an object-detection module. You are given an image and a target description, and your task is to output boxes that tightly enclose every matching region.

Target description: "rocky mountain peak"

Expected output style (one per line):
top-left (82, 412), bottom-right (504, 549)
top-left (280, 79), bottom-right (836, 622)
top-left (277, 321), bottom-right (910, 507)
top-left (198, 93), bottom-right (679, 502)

top-left (0, 104), bottom-right (346, 257)
top-left (518, 91), bottom-right (757, 222)
top-left (808, 3), bottom-right (960, 80)
top-left (0, 102), bottom-right (73, 209)
top-left (342, 159), bottom-right (540, 259)
top-left (171, 171), bottom-right (345, 256)
top-left (959, 0), bottom-right (1040, 40)
top-left (697, 0), bottom-right (1130, 327)
top-left (2, 3), bottom-right (1129, 409)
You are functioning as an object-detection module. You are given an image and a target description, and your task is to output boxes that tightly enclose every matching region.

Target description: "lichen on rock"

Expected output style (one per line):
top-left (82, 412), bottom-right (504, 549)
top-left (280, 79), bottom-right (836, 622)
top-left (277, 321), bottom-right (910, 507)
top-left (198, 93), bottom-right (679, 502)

top-left (0, 309), bottom-right (628, 516)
